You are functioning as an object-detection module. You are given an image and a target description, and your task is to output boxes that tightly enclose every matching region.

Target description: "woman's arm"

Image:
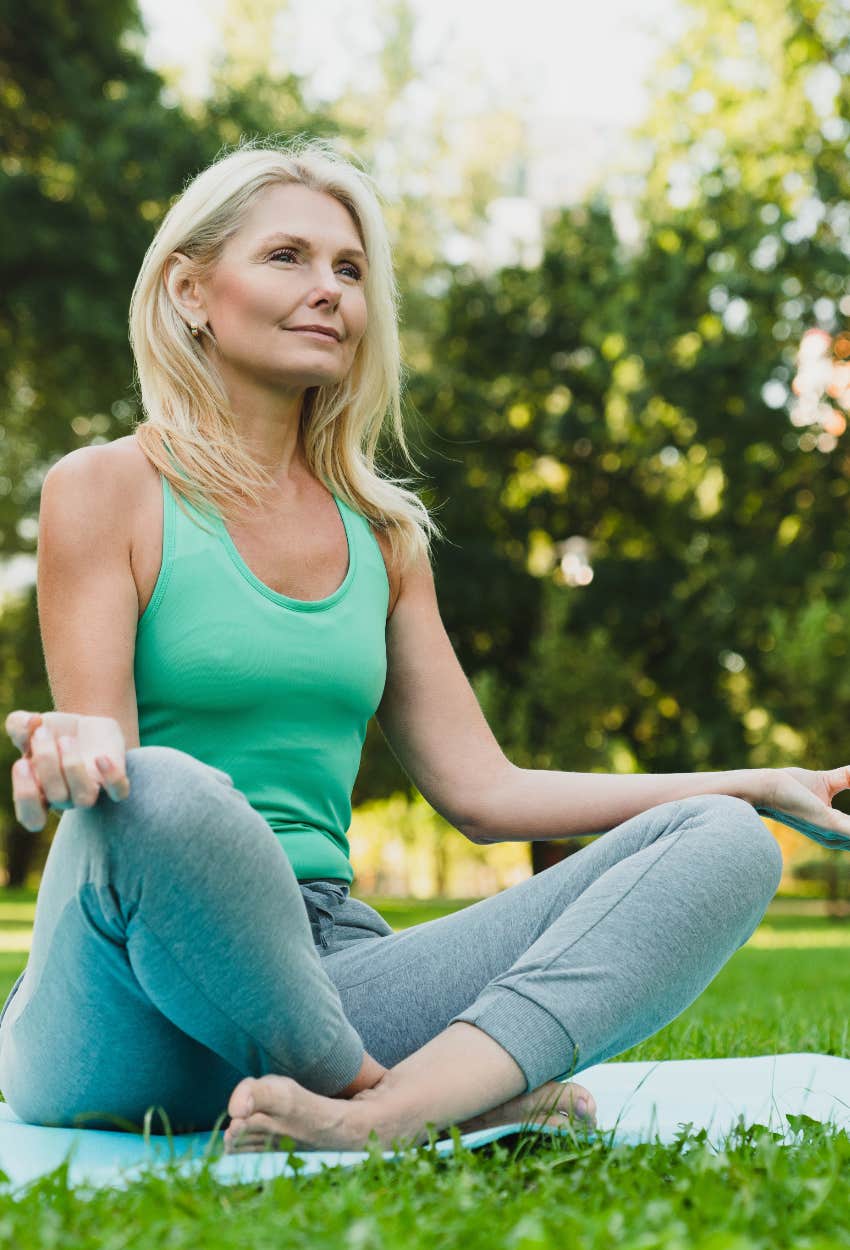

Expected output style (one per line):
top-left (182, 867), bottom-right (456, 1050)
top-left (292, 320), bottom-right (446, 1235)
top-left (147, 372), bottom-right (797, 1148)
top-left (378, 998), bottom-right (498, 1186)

top-left (465, 763), bottom-right (769, 843)
top-left (468, 760), bottom-right (850, 848)
top-left (36, 445), bottom-right (141, 749)
top-left (372, 544), bottom-right (850, 847)
top-left (374, 547), bottom-right (774, 844)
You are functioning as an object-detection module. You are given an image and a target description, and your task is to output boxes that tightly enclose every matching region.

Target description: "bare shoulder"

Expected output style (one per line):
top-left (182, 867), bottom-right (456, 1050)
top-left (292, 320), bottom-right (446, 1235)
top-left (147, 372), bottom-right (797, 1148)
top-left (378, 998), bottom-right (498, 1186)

top-left (371, 530), bottom-right (437, 626)
top-left (94, 433), bottom-right (161, 523)
top-left (49, 434), bottom-right (155, 495)
top-left (101, 433), bottom-right (161, 491)
top-left (44, 436), bottom-right (150, 524)
top-left (44, 436), bottom-right (159, 585)
top-left (368, 523), bottom-right (404, 620)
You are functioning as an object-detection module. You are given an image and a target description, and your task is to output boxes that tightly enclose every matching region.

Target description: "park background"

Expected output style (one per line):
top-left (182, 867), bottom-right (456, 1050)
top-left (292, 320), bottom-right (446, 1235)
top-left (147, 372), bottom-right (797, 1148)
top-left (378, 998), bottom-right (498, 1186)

top-left (9, 6), bottom-right (850, 1246)
top-left (3, 0), bottom-right (850, 911)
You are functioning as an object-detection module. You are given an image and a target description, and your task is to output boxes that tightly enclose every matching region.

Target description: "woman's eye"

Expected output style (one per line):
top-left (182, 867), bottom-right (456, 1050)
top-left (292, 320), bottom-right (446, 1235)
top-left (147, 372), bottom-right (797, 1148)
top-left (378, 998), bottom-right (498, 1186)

top-left (269, 249), bottom-right (362, 280)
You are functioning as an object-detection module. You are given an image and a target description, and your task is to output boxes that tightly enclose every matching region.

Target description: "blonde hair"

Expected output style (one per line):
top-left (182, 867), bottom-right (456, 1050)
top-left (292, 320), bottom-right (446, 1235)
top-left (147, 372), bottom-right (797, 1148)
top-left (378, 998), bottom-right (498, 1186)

top-left (128, 134), bottom-right (441, 572)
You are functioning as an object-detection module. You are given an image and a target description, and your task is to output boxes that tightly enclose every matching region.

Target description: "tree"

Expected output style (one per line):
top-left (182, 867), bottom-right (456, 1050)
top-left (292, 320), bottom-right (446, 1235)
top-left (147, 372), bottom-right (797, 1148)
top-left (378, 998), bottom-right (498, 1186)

top-left (0, 0), bottom-right (223, 879)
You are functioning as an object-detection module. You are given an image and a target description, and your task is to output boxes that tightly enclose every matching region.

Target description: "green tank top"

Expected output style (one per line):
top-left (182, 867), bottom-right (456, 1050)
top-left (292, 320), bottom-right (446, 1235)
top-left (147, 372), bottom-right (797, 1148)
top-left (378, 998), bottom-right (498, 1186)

top-left (133, 473), bottom-right (389, 883)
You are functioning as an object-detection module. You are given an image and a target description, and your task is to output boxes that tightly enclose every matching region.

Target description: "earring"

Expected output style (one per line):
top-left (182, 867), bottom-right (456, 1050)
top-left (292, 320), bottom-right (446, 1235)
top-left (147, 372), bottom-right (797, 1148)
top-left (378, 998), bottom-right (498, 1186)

top-left (190, 321), bottom-right (201, 338)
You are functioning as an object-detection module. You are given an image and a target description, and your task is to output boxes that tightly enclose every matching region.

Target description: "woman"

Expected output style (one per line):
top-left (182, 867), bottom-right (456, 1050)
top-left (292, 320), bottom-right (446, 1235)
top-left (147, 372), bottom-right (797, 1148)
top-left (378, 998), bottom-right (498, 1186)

top-left (0, 136), bottom-right (845, 1155)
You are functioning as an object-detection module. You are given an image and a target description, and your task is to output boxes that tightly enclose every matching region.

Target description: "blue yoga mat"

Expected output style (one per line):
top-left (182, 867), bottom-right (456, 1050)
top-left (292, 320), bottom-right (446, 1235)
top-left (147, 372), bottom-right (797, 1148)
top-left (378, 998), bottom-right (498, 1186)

top-left (754, 805), bottom-right (850, 850)
top-left (0, 1051), bottom-right (847, 1195)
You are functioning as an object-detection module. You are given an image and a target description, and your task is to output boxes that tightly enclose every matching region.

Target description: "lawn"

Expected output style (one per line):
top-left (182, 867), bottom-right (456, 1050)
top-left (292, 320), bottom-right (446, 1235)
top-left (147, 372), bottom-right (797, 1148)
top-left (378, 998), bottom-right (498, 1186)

top-left (0, 891), bottom-right (849, 1248)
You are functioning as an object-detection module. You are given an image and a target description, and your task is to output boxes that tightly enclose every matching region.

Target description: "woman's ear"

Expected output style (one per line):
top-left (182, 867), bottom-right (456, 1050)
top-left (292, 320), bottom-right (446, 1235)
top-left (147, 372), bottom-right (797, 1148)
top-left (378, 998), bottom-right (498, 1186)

top-left (164, 251), bottom-right (207, 323)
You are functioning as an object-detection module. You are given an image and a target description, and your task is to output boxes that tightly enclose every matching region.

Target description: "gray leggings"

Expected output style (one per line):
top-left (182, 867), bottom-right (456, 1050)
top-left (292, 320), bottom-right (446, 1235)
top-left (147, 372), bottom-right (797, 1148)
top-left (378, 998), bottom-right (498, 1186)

top-left (0, 746), bottom-right (783, 1133)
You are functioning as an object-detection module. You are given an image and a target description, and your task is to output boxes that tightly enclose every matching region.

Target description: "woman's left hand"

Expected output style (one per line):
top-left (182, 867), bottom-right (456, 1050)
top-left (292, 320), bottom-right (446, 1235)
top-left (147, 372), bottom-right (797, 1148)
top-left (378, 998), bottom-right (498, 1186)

top-left (755, 766), bottom-right (850, 849)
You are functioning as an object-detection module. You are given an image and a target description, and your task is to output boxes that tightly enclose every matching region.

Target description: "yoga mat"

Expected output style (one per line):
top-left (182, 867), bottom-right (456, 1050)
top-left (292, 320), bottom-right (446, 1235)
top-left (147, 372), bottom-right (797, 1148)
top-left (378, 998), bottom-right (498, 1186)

top-left (0, 1051), bottom-right (848, 1196)
top-left (754, 805), bottom-right (850, 850)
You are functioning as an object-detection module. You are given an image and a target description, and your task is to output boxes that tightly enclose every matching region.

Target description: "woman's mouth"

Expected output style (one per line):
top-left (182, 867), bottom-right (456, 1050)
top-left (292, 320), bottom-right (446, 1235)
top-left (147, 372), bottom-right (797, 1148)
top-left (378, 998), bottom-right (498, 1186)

top-left (289, 328), bottom-right (340, 342)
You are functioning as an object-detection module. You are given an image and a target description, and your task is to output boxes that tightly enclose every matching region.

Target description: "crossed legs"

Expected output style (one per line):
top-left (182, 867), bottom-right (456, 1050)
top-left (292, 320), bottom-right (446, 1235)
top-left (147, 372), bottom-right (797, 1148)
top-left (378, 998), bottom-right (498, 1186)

top-left (0, 747), bottom-right (782, 1149)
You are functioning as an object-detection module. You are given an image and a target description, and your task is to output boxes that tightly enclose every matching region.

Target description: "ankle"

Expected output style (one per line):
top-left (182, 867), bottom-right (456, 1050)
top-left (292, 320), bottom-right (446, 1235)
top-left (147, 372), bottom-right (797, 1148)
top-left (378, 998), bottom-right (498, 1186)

top-left (347, 1077), bottom-right (428, 1151)
top-left (333, 1050), bottom-right (389, 1099)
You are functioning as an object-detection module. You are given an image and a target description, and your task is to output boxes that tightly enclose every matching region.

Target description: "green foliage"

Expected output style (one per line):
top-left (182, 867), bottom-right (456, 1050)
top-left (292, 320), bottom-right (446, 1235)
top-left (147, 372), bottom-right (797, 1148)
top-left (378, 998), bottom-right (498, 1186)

top-left (406, 0), bottom-right (850, 794)
top-left (0, 0), bottom-right (218, 880)
top-left (791, 855), bottom-right (850, 902)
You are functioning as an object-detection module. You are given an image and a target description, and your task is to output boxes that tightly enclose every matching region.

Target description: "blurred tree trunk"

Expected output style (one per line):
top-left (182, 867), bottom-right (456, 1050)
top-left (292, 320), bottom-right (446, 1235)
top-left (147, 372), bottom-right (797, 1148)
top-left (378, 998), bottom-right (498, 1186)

top-left (531, 840), bottom-right (585, 875)
top-left (0, 591), bottom-right (55, 888)
top-left (5, 828), bottom-right (33, 889)
top-left (433, 828), bottom-right (449, 896)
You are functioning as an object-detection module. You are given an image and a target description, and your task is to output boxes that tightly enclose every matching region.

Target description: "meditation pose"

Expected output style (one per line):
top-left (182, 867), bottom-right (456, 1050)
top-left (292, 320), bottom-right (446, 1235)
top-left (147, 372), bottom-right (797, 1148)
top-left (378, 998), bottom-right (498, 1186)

top-left (0, 137), bottom-right (845, 1154)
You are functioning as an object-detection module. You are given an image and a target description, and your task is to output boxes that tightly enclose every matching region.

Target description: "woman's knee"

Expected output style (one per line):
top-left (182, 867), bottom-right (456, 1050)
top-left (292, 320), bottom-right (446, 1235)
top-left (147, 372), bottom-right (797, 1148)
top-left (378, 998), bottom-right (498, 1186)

top-left (124, 745), bottom-right (234, 794)
top-left (121, 745), bottom-right (239, 832)
top-left (60, 745), bottom-right (237, 851)
top-left (681, 793), bottom-right (783, 900)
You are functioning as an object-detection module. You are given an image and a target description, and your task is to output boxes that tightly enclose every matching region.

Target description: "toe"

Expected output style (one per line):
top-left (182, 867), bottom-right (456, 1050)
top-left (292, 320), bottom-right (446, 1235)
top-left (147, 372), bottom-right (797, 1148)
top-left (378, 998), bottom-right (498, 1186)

top-left (248, 1111), bottom-right (297, 1140)
top-left (237, 1074), bottom-right (298, 1120)
top-left (563, 1081), bottom-right (595, 1114)
top-left (225, 1133), bottom-right (265, 1154)
top-left (565, 1082), bottom-right (597, 1125)
top-left (225, 1116), bottom-right (275, 1152)
top-left (228, 1077), bottom-right (256, 1119)
top-left (235, 1112), bottom-right (300, 1151)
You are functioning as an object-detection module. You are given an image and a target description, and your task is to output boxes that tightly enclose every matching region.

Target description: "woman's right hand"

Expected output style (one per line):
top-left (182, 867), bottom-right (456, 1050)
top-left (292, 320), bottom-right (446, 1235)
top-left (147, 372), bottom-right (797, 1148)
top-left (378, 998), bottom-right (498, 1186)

top-left (4, 710), bottom-right (131, 832)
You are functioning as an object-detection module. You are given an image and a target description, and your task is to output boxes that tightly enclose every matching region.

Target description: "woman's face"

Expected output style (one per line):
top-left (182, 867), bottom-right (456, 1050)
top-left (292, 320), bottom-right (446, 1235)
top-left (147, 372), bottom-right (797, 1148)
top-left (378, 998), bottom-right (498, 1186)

top-left (194, 182), bottom-right (369, 391)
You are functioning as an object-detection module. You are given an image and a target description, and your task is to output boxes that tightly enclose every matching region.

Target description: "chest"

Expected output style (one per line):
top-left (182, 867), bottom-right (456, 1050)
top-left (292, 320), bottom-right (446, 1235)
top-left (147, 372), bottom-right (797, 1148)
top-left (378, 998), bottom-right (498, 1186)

top-left (131, 475), bottom-right (395, 620)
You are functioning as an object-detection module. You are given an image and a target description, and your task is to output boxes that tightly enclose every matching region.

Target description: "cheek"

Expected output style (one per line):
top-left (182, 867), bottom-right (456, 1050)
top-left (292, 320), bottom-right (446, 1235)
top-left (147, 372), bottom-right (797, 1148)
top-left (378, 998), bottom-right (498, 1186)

top-left (350, 297), bottom-right (368, 342)
top-left (211, 272), bottom-right (282, 327)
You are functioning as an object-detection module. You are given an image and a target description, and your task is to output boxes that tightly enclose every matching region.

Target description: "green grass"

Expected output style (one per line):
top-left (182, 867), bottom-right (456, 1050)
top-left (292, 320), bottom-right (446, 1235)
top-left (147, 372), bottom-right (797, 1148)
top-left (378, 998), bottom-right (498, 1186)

top-left (2, 894), bottom-right (850, 1247)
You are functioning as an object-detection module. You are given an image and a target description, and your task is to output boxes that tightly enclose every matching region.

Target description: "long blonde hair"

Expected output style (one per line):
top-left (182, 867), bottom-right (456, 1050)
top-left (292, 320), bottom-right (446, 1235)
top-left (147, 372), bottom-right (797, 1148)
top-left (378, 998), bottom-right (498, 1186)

top-left (128, 134), bottom-right (440, 572)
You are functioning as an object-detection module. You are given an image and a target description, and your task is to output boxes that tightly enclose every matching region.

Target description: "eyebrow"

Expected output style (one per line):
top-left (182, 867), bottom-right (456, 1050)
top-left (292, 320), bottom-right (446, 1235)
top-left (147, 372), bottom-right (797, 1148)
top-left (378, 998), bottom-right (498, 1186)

top-left (257, 232), bottom-right (369, 266)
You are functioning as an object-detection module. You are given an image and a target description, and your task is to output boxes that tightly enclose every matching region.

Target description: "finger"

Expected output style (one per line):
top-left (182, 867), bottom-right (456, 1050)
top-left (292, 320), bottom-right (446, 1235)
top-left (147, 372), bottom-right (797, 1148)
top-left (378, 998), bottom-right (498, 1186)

top-left (95, 755), bottom-right (131, 801)
top-left (4, 710), bottom-right (41, 754)
top-left (28, 725), bottom-right (70, 805)
top-left (55, 737), bottom-right (102, 807)
top-left (12, 756), bottom-right (48, 832)
top-left (823, 765), bottom-right (850, 801)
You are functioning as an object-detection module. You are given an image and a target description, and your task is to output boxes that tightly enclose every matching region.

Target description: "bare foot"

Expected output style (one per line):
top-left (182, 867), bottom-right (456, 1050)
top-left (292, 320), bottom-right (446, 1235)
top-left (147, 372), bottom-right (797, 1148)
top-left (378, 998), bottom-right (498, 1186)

top-left (223, 1074), bottom-right (377, 1153)
top-left (453, 1079), bottom-right (597, 1134)
top-left (222, 1074), bottom-right (596, 1154)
